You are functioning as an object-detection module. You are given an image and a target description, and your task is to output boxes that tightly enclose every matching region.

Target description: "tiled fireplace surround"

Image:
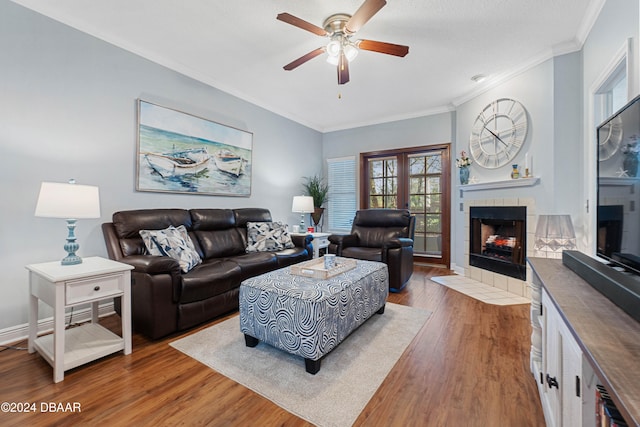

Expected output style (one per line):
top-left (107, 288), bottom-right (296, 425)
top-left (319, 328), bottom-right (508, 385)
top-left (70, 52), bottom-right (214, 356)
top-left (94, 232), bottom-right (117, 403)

top-left (463, 197), bottom-right (535, 299)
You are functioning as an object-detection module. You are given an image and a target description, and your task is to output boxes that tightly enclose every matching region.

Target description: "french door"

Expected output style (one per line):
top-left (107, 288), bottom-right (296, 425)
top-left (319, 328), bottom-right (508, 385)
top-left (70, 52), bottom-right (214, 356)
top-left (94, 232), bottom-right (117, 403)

top-left (360, 144), bottom-right (451, 267)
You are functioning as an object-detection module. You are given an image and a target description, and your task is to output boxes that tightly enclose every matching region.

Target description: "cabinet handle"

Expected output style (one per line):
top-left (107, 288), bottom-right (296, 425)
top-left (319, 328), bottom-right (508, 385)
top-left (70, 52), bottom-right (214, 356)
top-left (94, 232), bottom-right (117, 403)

top-left (94, 286), bottom-right (101, 291)
top-left (546, 373), bottom-right (559, 389)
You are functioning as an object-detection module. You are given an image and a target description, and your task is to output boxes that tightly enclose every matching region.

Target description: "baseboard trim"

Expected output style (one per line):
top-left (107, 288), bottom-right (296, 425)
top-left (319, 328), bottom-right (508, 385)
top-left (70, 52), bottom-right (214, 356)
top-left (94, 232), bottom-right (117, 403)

top-left (0, 302), bottom-right (116, 346)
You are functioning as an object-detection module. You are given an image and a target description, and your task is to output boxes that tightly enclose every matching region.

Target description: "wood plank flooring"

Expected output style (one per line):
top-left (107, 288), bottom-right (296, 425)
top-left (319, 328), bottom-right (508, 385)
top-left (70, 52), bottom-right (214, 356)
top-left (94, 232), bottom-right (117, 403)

top-left (0, 267), bottom-right (545, 426)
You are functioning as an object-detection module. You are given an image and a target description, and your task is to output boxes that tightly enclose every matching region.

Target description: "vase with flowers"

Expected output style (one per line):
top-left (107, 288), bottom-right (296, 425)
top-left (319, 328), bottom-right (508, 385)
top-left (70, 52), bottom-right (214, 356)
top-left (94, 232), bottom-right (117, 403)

top-left (456, 150), bottom-right (472, 185)
top-left (622, 135), bottom-right (640, 177)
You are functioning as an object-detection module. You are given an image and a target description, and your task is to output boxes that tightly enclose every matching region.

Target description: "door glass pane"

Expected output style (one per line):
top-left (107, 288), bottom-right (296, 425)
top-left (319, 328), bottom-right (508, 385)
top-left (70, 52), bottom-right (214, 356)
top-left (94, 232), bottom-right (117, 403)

top-left (370, 195), bottom-right (384, 208)
top-left (368, 157), bottom-right (397, 208)
top-left (370, 160), bottom-right (384, 178)
top-left (425, 194), bottom-right (441, 213)
top-left (410, 195), bottom-right (425, 212)
top-left (370, 178), bottom-right (384, 195)
top-left (409, 152), bottom-right (443, 257)
top-left (384, 196), bottom-right (397, 208)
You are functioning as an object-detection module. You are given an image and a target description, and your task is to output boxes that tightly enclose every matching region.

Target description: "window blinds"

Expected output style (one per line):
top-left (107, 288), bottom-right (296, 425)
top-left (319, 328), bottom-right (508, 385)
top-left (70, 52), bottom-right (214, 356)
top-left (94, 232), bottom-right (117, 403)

top-left (327, 157), bottom-right (356, 231)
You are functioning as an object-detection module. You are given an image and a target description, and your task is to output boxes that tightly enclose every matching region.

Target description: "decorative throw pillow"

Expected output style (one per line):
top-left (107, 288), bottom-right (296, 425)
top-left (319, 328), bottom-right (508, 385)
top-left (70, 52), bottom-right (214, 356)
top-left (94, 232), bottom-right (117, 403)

top-left (139, 225), bottom-right (202, 273)
top-left (246, 221), bottom-right (295, 253)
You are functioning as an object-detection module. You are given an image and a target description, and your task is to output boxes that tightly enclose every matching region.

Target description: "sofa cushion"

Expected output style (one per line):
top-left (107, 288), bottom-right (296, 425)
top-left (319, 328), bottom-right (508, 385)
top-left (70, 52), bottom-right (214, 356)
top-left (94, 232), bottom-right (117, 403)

top-left (341, 246), bottom-right (383, 262)
top-left (139, 225), bottom-right (202, 273)
top-left (226, 252), bottom-right (278, 281)
top-left (180, 260), bottom-right (241, 304)
top-left (246, 221), bottom-right (295, 252)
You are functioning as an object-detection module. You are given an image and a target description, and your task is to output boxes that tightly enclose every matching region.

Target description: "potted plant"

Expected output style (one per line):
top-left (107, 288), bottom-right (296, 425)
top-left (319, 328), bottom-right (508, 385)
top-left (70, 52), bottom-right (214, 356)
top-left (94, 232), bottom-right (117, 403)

top-left (302, 175), bottom-right (329, 227)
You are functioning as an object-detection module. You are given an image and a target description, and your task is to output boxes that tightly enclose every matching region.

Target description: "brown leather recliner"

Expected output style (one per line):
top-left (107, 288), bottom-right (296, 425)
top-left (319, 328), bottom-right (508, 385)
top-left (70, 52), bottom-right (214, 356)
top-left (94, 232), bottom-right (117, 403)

top-left (328, 209), bottom-right (415, 292)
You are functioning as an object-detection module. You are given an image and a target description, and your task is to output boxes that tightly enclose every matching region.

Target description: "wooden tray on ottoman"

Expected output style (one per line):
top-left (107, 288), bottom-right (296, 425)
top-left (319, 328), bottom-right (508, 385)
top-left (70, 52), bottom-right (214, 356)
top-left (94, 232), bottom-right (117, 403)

top-left (290, 257), bottom-right (357, 279)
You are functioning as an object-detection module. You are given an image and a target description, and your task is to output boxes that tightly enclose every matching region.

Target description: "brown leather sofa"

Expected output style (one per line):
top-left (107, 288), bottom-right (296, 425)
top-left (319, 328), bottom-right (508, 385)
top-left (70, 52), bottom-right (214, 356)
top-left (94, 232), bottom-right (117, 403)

top-left (328, 209), bottom-right (415, 292)
top-left (102, 208), bottom-right (312, 339)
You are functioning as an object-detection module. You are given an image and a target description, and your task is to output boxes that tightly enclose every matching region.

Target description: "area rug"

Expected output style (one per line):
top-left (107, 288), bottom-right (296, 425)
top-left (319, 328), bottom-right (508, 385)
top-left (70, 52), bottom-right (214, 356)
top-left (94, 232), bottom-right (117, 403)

top-left (170, 303), bottom-right (431, 427)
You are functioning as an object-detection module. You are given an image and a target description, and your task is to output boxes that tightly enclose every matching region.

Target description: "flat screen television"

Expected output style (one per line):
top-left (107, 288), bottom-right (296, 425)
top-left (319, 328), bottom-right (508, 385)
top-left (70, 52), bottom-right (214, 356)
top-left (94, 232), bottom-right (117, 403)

top-left (597, 93), bottom-right (640, 274)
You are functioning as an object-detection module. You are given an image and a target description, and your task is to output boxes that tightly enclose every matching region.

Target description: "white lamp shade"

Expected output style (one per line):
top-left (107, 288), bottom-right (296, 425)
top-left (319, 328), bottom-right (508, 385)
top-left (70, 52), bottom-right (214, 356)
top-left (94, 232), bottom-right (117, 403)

top-left (534, 214), bottom-right (576, 257)
top-left (292, 196), bottom-right (314, 213)
top-left (35, 181), bottom-right (101, 219)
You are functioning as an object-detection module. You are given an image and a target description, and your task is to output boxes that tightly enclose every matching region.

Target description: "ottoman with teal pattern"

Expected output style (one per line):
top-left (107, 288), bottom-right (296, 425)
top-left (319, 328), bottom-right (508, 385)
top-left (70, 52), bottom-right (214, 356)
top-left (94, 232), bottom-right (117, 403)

top-left (239, 258), bottom-right (389, 374)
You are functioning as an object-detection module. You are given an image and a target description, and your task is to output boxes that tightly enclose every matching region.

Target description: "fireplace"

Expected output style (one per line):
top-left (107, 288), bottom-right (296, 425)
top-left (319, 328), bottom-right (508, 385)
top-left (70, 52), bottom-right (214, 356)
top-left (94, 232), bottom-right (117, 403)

top-left (469, 206), bottom-right (526, 280)
top-left (597, 205), bottom-right (623, 258)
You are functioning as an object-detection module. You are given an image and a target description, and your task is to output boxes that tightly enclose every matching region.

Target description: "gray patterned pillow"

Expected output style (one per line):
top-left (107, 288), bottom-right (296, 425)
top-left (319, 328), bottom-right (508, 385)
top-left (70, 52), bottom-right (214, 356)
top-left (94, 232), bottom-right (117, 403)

top-left (246, 221), bottom-right (295, 253)
top-left (139, 225), bottom-right (202, 273)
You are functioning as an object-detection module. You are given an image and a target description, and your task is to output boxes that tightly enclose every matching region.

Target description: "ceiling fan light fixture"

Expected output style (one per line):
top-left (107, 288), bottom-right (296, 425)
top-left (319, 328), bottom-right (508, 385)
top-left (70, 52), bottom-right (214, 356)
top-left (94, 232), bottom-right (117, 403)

top-left (344, 43), bottom-right (358, 61)
top-left (326, 39), bottom-right (358, 65)
top-left (326, 39), bottom-right (341, 57)
top-left (326, 54), bottom-right (339, 65)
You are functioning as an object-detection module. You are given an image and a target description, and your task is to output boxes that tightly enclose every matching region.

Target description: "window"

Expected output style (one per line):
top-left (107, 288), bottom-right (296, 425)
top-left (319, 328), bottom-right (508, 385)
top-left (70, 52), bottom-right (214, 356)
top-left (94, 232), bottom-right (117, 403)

top-left (595, 51), bottom-right (628, 124)
top-left (327, 157), bottom-right (356, 232)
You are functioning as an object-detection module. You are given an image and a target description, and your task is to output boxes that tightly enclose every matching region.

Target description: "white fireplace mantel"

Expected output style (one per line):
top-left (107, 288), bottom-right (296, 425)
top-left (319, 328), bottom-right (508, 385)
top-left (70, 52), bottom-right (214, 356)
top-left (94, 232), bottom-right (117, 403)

top-left (460, 177), bottom-right (540, 192)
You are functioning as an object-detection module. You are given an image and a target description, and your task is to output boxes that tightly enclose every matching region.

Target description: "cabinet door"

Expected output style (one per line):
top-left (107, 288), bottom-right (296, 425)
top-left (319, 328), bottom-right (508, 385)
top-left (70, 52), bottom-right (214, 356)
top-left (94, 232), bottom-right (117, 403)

top-left (560, 321), bottom-right (583, 426)
top-left (542, 290), bottom-right (562, 427)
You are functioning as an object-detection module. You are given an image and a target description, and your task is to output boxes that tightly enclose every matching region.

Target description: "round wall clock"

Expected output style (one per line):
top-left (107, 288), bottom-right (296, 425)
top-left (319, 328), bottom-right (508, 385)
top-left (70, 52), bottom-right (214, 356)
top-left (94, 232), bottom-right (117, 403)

top-left (469, 98), bottom-right (529, 169)
top-left (598, 116), bottom-right (623, 161)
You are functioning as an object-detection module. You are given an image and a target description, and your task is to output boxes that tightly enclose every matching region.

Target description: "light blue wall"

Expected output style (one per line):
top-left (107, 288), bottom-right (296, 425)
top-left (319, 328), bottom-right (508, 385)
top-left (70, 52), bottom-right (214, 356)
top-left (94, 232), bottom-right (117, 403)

top-left (0, 1), bottom-right (322, 330)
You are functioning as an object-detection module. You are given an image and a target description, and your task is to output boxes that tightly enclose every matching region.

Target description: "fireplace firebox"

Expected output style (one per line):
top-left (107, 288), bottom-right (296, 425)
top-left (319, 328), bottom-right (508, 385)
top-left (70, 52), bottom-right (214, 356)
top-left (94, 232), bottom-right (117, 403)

top-left (469, 206), bottom-right (526, 280)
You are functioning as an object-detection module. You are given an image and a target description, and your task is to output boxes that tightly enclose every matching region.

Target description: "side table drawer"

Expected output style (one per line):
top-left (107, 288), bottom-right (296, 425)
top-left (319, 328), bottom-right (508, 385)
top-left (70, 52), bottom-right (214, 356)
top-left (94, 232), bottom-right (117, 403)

top-left (66, 274), bottom-right (123, 305)
top-left (315, 237), bottom-right (329, 247)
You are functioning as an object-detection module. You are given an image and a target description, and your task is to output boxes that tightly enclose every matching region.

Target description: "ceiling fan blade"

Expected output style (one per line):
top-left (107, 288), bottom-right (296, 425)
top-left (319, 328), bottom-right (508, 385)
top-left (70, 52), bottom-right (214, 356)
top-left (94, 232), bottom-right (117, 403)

top-left (337, 52), bottom-right (350, 85)
top-left (283, 47), bottom-right (325, 71)
top-left (345, 0), bottom-right (387, 34)
top-left (277, 13), bottom-right (328, 37)
top-left (358, 39), bottom-right (409, 57)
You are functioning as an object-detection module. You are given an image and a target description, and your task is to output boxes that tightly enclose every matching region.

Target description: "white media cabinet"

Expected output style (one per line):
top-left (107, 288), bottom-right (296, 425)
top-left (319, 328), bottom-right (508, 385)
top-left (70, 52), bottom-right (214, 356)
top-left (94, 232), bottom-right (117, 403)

top-left (528, 257), bottom-right (639, 426)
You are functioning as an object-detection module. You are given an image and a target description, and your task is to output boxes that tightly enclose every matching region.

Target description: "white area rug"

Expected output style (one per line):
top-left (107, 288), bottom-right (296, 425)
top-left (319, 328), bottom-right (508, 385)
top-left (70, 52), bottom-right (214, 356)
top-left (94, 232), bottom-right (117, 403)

top-left (170, 303), bottom-right (431, 427)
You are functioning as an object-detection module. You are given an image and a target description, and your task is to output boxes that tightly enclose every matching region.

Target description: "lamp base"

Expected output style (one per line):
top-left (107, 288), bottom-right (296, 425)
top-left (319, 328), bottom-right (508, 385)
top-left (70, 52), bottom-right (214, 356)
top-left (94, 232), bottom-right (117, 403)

top-left (299, 213), bottom-right (306, 232)
top-left (61, 254), bottom-right (83, 265)
top-left (61, 218), bottom-right (82, 265)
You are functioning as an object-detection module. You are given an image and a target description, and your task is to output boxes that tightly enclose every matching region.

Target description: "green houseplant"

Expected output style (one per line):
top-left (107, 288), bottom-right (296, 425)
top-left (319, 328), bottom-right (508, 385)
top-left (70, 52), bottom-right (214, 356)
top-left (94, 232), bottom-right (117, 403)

top-left (302, 175), bottom-right (329, 227)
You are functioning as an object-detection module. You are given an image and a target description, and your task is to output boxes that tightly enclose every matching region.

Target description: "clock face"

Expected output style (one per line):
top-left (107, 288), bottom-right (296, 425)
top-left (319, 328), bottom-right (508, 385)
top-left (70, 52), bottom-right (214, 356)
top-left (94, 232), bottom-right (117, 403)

top-left (598, 116), bottom-right (623, 161)
top-left (469, 98), bottom-right (528, 169)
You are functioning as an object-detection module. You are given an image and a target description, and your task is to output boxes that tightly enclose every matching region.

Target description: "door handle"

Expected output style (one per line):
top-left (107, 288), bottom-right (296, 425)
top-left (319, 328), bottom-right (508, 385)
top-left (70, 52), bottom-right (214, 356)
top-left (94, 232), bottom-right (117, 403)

top-left (546, 373), bottom-right (559, 389)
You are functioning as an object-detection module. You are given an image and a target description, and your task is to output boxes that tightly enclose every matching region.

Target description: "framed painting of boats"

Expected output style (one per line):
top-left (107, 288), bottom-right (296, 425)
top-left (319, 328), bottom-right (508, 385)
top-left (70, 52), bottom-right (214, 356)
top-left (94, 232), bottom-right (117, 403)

top-left (136, 99), bottom-right (252, 196)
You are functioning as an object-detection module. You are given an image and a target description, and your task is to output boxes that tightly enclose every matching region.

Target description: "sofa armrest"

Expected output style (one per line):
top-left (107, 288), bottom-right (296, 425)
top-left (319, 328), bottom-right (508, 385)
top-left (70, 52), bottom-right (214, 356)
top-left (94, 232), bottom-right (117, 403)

top-left (329, 234), bottom-right (359, 247)
top-left (290, 233), bottom-right (313, 248)
top-left (328, 234), bottom-right (359, 256)
top-left (290, 233), bottom-right (314, 257)
top-left (119, 255), bottom-right (182, 276)
top-left (384, 237), bottom-right (414, 249)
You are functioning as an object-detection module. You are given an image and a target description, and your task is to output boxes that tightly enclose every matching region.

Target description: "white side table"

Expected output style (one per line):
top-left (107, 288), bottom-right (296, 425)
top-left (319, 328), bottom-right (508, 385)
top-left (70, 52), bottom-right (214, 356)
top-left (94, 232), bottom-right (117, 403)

top-left (292, 232), bottom-right (331, 258)
top-left (25, 256), bottom-right (134, 383)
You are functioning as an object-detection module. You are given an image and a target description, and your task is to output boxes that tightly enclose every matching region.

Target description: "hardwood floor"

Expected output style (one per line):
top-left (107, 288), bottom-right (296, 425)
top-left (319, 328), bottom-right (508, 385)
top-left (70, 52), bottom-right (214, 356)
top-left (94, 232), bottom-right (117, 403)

top-left (0, 267), bottom-right (545, 426)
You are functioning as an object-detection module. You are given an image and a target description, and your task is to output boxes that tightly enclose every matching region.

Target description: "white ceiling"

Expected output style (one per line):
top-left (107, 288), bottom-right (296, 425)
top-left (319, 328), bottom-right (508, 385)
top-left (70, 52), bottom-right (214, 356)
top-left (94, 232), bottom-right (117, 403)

top-left (12, 0), bottom-right (602, 132)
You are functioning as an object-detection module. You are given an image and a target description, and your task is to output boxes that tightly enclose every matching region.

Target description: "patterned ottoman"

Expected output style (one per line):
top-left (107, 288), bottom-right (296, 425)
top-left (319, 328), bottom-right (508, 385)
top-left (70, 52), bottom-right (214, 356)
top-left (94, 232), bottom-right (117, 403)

top-left (239, 258), bottom-right (389, 374)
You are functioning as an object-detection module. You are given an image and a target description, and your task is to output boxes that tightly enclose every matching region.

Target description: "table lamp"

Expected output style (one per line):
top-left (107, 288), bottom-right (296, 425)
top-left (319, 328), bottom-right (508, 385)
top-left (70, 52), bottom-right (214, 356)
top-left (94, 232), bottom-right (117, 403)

top-left (292, 195), bottom-right (314, 232)
top-left (533, 214), bottom-right (576, 259)
top-left (35, 179), bottom-right (101, 265)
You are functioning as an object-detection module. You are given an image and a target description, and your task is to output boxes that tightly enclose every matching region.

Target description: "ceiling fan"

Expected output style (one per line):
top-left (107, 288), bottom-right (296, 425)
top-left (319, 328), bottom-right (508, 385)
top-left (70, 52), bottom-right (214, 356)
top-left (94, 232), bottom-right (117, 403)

top-left (277, 0), bottom-right (409, 85)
